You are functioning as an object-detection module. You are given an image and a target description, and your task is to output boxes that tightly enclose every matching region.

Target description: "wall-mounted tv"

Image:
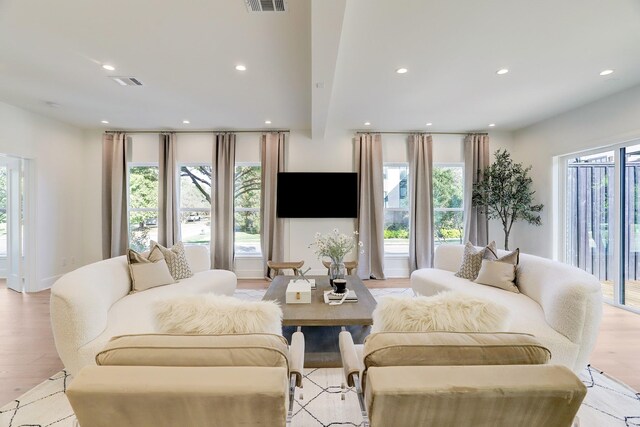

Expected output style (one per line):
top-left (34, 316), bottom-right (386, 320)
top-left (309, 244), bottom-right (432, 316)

top-left (277, 172), bottom-right (358, 218)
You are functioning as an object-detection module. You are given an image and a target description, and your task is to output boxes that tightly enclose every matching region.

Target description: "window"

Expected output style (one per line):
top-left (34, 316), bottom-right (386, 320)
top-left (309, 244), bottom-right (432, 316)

top-left (128, 165), bottom-right (159, 252)
top-left (383, 164), bottom-right (409, 255)
top-left (383, 163), bottom-right (464, 255)
top-left (234, 164), bottom-right (261, 256)
top-left (433, 164), bottom-right (464, 246)
top-left (180, 165), bottom-right (212, 245)
top-left (0, 166), bottom-right (6, 257)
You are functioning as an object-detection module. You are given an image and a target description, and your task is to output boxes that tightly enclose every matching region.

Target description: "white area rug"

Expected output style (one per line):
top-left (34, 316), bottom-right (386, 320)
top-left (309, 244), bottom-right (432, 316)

top-left (2, 288), bottom-right (639, 427)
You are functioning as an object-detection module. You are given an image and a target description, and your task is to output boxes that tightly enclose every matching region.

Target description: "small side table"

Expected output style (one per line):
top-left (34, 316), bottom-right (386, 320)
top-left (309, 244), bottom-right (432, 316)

top-left (267, 260), bottom-right (305, 280)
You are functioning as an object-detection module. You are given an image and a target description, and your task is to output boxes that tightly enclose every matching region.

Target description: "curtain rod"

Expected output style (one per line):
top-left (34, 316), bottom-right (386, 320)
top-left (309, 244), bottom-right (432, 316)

top-left (104, 129), bottom-right (290, 134)
top-left (355, 131), bottom-right (488, 136)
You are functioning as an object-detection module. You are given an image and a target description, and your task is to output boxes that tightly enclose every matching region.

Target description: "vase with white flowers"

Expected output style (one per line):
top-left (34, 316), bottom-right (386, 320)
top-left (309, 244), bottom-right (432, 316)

top-left (309, 229), bottom-right (363, 285)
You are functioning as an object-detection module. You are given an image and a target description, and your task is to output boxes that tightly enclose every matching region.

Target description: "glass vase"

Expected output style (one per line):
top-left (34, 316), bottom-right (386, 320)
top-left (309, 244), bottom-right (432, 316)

top-left (329, 261), bottom-right (346, 288)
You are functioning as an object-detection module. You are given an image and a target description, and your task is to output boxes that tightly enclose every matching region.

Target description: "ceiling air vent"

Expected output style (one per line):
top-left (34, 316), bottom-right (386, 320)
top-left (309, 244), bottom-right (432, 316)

top-left (109, 76), bottom-right (144, 86)
top-left (245, 0), bottom-right (287, 13)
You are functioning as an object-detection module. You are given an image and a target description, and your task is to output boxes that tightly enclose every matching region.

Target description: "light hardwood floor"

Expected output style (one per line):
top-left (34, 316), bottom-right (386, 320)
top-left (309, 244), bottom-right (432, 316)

top-left (1, 278), bottom-right (639, 405)
top-left (602, 280), bottom-right (640, 310)
top-left (0, 285), bottom-right (63, 405)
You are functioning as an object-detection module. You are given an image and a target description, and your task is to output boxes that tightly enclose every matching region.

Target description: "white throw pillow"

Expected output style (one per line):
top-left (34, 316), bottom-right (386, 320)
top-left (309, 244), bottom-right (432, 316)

top-left (474, 259), bottom-right (519, 293)
top-left (128, 247), bottom-right (175, 293)
top-left (154, 295), bottom-right (283, 335)
top-left (151, 241), bottom-right (194, 280)
top-left (371, 291), bottom-right (509, 333)
top-left (454, 241), bottom-right (497, 280)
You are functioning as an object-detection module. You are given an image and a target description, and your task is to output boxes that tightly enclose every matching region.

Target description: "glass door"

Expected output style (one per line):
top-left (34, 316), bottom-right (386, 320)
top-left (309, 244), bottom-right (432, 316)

top-left (564, 142), bottom-right (640, 311)
top-left (565, 151), bottom-right (616, 301)
top-left (5, 157), bottom-right (24, 292)
top-left (623, 144), bottom-right (640, 309)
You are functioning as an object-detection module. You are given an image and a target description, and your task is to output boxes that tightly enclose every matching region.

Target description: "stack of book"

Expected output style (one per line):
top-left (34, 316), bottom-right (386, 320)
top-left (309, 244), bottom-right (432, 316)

top-left (323, 290), bottom-right (358, 303)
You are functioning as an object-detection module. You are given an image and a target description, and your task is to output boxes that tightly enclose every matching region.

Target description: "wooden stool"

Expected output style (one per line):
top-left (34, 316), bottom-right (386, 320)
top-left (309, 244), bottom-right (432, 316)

top-left (267, 260), bottom-right (305, 280)
top-left (321, 260), bottom-right (358, 276)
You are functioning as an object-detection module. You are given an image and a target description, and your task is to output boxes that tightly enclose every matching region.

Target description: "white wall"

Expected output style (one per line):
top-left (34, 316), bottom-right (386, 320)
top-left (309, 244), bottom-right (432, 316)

top-left (81, 130), bottom-right (104, 265)
top-left (0, 101), bottom-right (86, 291)
top-left (511, 83), bottom-right (640, 258)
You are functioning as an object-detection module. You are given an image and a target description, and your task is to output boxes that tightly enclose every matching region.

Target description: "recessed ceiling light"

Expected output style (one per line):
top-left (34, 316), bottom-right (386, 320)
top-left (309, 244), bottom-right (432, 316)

top-left (364, 122), bottom-right (371, 126)
top-left (396, 68), bottom-right (408, 74)
top-left (425, 122), bottom-right (433, 126)
top-left (235, 64), bottom-right (247, 71)
top-left (102, 64), bottom-right (115, 71)
top-left (488, 123), bottom-right (496, 127)
top-left (101, 120), bottom-right (109, 124)
top-left (182, 120), bottom-right (190, 124)
top-left (265, 120), bottom-right (272, 124)
top-left (496, 68), bottom-right (509, 75)
top-left (599, 69), bottom-right (614, 76)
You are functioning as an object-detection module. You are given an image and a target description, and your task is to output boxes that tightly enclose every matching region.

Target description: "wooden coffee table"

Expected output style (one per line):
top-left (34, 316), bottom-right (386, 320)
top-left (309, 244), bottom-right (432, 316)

top-left (264, 275), bottom-right (376, 326)
top-left (263, 275), bottom-right (377, 367)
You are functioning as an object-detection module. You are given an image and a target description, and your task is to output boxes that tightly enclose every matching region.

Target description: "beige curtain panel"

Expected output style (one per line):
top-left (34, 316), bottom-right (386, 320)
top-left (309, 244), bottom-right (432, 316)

top-left (464, 134), bottom-right (490, 246)
top-left (158, 133), bottom-right (180, 247)
top-left (408, 134), bottom-right (434, 271)
top-left (211, 133), bottom-right (236, 270)
top-left (260, 132), bottom-right (286, 278)
top-left (355, 133), bottom-right (385, 279)
top-left (102, 132), bottom-right (130, 259)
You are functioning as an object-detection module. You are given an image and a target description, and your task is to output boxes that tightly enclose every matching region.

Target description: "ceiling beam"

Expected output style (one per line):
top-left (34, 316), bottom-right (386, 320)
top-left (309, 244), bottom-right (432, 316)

top-left (311, 0), bottom-right (347, 140)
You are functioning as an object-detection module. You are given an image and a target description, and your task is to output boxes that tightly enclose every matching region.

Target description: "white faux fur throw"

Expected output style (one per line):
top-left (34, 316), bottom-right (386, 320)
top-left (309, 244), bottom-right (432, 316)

top-left (371, 291), bottom-right (509, 333)
top-left (154, 295), bottom-right (283, 335)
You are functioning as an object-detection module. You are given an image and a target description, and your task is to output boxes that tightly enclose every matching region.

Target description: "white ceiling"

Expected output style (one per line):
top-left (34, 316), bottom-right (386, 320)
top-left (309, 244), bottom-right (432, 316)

top-left (1, 0), bottom-right (640, 134)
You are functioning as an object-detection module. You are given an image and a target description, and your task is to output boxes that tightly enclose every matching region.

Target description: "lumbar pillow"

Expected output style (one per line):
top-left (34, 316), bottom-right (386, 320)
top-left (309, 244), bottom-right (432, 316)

top-left (474, 259), bottom-right (519, 293)
top-left (371, 291), bottom-right (509, 333)
top-left (128, 246), bottom-right (175, 293)
top-left (151, 241), bottom-right (193, 280)
top-left (154, 295), bottom-right (283, 335)
top-left (454, 241), bottom-right (497, 280)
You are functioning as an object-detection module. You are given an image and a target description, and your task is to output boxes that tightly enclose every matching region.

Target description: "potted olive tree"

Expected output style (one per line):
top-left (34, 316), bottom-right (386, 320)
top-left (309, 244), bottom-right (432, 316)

top-left (472, 149), bottom-right (543, 250)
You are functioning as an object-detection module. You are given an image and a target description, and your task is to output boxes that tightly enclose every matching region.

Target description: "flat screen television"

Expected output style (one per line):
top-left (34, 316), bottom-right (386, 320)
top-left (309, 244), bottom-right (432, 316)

top-left (277, 172), bottom-right (358, 218)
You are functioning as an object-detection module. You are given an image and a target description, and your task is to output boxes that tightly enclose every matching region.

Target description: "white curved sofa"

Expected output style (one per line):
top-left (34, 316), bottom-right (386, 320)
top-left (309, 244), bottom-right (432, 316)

top-left (411, 245), bottom-right (603, 373)
top-left (50, 245), bottom-right (237, 375)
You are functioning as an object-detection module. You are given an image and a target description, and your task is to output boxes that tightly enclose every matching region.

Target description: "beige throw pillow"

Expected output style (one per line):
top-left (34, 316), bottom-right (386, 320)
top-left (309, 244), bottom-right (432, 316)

top-left (486, 247), bottom-right (520, 265)
top-left (128, 246), bottom-right (175, 292)
top-left (454, 241), bottom-right (497, 280)
top-left (476, 247), bottom-right (520, 292)
top-left (151, 241), bottom-right (194, 280)
top-left (97, 334), bottom-right (290, 369)
top-left (474, 259), bottom-right (519, 293)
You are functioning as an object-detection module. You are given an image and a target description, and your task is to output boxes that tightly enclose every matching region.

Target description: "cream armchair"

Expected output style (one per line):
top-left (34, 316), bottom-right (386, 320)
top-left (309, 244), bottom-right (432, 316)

top-left (339, 330), bottom-right (586, 427)
top-left (67, 332), bottom-right (305, 427)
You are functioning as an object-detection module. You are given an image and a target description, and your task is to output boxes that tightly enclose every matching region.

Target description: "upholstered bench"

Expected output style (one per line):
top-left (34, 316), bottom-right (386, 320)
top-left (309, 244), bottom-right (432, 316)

top-left (339, 330), bottom-right (586, 427)
top-left (67, 333), bottom-right (305, 427)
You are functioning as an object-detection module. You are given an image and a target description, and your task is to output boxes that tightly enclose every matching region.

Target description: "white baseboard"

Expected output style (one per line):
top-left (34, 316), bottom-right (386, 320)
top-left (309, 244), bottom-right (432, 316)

top-left (235, 269), bottom-right (265, 279)
top-left (383, 257), bottom-right (410, 278)
top-left (383, 269), bottom-right (410, 278)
